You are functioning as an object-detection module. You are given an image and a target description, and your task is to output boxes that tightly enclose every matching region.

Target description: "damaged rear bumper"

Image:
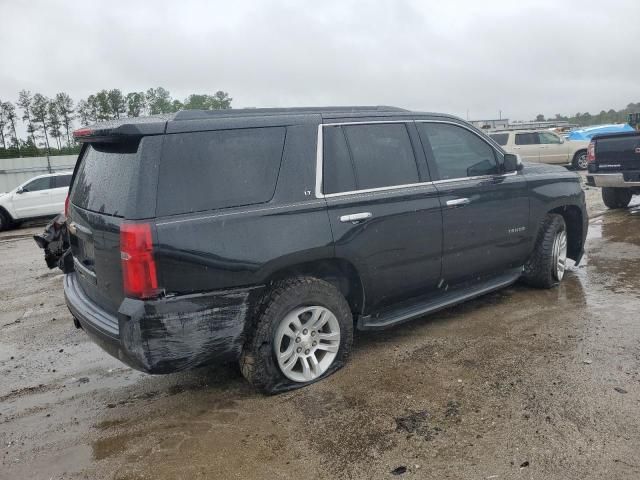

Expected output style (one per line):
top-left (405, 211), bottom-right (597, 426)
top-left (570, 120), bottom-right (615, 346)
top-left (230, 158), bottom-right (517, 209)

top-left (64, 272), bottom-right (260, 373)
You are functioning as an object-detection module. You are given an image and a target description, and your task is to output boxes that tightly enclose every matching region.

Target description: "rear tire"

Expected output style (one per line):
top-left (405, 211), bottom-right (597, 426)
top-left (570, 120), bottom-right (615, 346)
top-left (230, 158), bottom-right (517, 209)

top-left (572, 150), bottom-right (588, 170)
top-left (602, 187), bottom-right (632, 209)
top-left (522, 214), bottom-right (567, 289)
top-left (240, 277), bottom-right (353, 394)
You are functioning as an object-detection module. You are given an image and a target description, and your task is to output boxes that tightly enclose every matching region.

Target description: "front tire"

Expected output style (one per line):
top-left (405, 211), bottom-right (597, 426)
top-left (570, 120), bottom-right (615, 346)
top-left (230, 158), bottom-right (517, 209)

top-left (572, 150), bottom-right (588, 170)
top-left (522, 214), bottom-right (568, 289)
top-left (240, 277), bottom-right (353, 393)
top-left (602, 187), bottom-right (632, 209)
top-left (0, 210), bottom-right (13, 232)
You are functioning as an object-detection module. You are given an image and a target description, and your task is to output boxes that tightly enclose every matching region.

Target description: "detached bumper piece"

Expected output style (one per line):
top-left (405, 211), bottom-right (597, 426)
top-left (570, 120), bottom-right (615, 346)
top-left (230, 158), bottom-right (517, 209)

top-left (33, 214), bottom-right (73, 272)
top-left (64, 272), bottom-right (259, 373)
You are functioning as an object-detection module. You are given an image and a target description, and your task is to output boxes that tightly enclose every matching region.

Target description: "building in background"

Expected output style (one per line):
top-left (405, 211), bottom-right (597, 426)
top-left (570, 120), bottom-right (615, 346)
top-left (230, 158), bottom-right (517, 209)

top-left (470, 118), bottom-right (510, 130)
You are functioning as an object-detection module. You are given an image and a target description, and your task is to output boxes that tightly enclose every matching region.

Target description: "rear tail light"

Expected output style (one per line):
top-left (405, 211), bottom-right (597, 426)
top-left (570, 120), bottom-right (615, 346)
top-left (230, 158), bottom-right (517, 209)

top-left (73, 128), bottom-right (93, 139)
top-left (64, 194), bottom-right (70, 217)
top-left (587, 142), bottom-right (596, 163)
top-left (120, 223), bottom-right (160, 299)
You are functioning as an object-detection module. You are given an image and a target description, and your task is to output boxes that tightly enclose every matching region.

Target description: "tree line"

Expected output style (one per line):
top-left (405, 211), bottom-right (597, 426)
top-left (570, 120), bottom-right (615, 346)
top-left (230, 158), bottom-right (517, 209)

top-left (0, 87), bottom-right (231, 159)
top-left (534, 102), bottom-right (640, 126)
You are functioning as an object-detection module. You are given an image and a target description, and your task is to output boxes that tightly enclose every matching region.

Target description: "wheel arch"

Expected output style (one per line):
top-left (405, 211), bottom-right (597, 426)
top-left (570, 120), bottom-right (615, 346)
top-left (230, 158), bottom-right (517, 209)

top-left (262, 258), bottom-right (365, 317)
top-left (548, 205), bottom-right (584, 261)
top-left (0, 205), bottom-right (15, 229)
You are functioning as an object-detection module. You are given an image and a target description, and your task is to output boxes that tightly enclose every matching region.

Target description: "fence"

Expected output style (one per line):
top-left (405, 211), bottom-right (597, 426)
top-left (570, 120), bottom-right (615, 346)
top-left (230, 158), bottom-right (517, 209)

top-left (0, 155), bottom-right (77, 193)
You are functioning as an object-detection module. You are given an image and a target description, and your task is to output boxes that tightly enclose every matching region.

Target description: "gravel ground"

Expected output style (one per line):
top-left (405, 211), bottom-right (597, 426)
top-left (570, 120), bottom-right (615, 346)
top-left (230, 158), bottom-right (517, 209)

top-left (1, 179), bottom-right (639, 480)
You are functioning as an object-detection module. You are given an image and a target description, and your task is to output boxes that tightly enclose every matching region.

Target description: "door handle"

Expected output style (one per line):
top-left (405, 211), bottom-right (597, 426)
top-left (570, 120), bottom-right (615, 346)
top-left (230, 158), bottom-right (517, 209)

top-left (340, 212), bottom-right (372, 224)
top-left (446, 198), bottom-right (470, 207)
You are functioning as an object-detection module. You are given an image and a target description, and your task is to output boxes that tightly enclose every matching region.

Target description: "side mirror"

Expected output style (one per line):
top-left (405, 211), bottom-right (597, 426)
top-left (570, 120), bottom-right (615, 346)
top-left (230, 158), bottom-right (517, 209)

top-left (503, 153), bottom-right (523, 173)
top-left (16, 187), bottom-right (25, 194)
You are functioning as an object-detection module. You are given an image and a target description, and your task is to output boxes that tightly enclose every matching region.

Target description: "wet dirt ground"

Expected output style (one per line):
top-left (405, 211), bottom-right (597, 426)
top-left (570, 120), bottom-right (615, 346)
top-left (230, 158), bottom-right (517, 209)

top-left (1, 195), bottom-right (639, 480)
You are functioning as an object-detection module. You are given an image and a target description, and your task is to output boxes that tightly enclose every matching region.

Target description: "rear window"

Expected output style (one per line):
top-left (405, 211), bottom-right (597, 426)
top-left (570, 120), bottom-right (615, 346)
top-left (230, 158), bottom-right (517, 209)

top-left (489, 133), bottom-right (509, 146)
top-left (70, 142), bottom-right (141, 217)
top-left (157, 127), bottom-right (286, 216)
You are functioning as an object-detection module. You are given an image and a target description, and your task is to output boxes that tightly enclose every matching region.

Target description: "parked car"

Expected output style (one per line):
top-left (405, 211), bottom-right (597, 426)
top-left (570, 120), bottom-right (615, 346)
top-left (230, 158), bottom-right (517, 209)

top-left (585, 130), bottom-right (640, 208)
top-left (489, 130), bottom-right (590, 169)
top-left (64, 107), bottom-right (587, 393)
top-left (0, 172), bottom-right (73, 231)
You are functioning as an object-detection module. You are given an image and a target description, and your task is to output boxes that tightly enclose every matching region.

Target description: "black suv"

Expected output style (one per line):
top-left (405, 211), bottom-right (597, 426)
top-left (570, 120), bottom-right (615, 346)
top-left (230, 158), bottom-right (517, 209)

top-left (64, 106), bottom-right (588, 393)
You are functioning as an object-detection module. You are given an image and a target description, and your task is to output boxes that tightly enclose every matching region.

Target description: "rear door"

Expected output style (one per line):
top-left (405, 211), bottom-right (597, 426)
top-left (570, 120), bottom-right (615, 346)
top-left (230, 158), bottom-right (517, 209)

top-left (321, 121), bottom-right (443, 312)
top-left (417, 121), bottom-right (530, 287)
top-left (46, 174), bottom-right (72, 215)
top-left (512, 132), bottom-right (540, 162)
top-left (12, 176), bottom-right (54, 218)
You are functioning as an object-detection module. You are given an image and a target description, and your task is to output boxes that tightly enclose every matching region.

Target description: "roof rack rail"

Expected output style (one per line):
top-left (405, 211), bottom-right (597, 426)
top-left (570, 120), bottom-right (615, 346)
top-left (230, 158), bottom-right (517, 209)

top-left (173, 106), bottom-right (409, 121)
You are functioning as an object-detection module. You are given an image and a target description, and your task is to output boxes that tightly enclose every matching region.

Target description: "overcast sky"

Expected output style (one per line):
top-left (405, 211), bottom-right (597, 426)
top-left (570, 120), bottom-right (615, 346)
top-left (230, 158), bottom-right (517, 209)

top-left (1, 0), bottom-right (639, 123)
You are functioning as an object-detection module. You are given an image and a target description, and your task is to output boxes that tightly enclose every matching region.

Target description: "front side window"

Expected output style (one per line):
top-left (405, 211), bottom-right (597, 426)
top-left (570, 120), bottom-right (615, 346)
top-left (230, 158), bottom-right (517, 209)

top-left (23, 176), bottom-right (52, 192)
top-left (418, 123), bottom-right (498, 180)
top-left (538, 132), bottom-right (562, 144)
top-left (515, 133), bottom-right (539, 145)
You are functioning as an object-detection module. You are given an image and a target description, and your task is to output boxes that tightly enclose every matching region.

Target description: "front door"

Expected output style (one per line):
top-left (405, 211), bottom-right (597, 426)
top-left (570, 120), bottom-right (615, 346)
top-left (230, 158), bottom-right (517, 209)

top-left (417, 121), bottom-right (530, 287)
top-left (320, 121), bottom-right (443, 312)
top-left (538, 131), bottom-right (569, 164)
top-left (12, 176), bottom-right (54, 218)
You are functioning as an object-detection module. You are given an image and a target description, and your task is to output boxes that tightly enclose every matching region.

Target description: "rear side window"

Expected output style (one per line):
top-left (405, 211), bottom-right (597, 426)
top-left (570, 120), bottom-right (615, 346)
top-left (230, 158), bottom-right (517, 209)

top-left (489, 133), bottom-right (509, 146)
top-left (418, 123), bottom-right (498, 180)
top-left (343, 124), bottom-right (419, 190)
top-left (54, 174), bottom-right (72, 188)
top-left (323, 126), bottom-right (356, 194)
top-left (322, 123), bottom-right (419, 194)
top-left (157, 127), bottom-right (285, 216)
top-left (515, 133), bottom-right (539, 145)
top-left (23, 176), bottom-right (52, 192)
top-left (70, 142), bottom-right (141, 217)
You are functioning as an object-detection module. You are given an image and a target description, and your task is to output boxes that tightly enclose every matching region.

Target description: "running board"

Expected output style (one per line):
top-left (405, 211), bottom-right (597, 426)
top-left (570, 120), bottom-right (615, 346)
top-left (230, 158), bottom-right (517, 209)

top-left (357, 268), bottom-right (523, 331)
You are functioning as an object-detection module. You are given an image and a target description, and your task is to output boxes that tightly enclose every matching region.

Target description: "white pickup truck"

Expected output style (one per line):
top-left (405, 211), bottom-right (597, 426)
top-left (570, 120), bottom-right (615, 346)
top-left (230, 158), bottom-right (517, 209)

top-left (0, 172), bottom-right (72, 231)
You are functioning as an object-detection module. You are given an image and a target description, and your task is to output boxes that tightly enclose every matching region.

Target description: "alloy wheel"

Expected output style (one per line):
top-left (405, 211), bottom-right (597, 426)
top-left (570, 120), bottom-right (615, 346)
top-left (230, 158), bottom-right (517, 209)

top-left (274, 306), bottom-right (341, 383)
top-left (577, 153), bottom-right (588, 170)
top-left (552, 229), bottom-right (568, 281)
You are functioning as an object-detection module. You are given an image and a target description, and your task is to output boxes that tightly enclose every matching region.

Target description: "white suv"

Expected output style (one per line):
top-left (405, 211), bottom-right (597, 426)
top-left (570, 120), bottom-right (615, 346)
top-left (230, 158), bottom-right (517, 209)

top-left (0, 172), bottom-right (72, 231)
top-left (489, 130), bottom-right (590, 169)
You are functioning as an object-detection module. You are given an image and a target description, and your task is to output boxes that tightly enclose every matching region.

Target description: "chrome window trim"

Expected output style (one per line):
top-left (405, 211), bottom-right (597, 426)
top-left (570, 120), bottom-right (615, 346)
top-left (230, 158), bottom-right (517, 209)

top-left (315, 119), bottom-right (511, 199)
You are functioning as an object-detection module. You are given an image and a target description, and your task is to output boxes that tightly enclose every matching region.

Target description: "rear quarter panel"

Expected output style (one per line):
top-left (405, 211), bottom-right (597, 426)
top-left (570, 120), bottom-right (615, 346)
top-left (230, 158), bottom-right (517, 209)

top-left (153, 124), bottom-right (334, 294)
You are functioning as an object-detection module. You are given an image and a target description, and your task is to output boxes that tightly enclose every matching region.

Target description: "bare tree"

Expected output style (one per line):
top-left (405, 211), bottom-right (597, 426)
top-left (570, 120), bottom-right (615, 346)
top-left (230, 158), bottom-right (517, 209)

top-left (1, 102), bottom-right (20, 155)
top-left (17, 90), bottom-right (37, 144)
top-left (55, 93), bottom-right (75, 147)
top-left (31, 93), bottom-right (52, 154)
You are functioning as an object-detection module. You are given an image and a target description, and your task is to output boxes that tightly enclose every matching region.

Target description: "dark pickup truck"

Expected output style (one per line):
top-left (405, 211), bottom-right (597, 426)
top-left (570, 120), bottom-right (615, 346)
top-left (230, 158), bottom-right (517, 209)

top-left (63, 106), bottom-right (588, 393)
top-left (586, 131), bottom-right (640, 208)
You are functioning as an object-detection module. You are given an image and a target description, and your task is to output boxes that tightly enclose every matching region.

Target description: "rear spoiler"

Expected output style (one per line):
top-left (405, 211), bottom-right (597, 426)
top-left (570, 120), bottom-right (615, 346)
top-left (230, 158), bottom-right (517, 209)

top-left (73, 119), bottom-right (166, 143)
